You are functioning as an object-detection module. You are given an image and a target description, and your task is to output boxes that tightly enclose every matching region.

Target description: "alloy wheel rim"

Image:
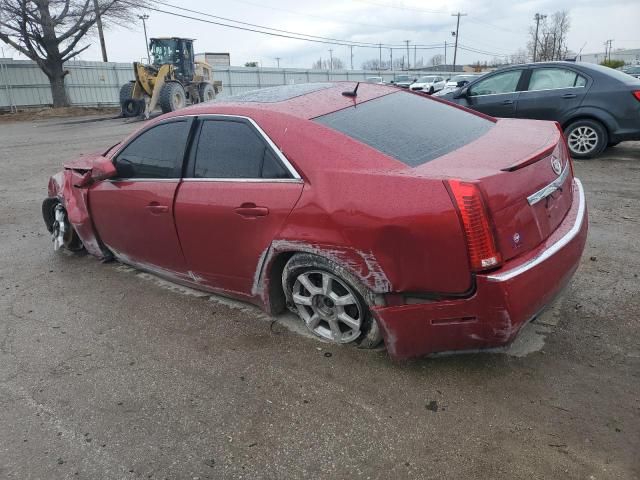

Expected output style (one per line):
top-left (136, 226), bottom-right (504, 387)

top-left (291, 270), bottom-right (362, 343)
top-left (568, 126), bottom-right (598, 154)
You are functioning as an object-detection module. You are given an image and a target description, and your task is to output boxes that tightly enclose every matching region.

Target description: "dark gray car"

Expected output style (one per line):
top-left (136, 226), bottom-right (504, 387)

top-left (440, 61), bottom-right (640, 158)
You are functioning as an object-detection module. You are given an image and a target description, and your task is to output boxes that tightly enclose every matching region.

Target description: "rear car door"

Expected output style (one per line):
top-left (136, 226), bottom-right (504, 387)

top-left (516, 66), bottom-right (589, 121)
top-left (89, 118), bottom-right (193, 274)
top-left (174, 116), bottom-right (303, 296)
top-left (463, 69), bottom-right (525, 117)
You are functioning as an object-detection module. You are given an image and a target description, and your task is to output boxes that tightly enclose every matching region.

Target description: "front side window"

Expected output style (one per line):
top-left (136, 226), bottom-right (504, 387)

top-left (114, 121), bottom-right (189, 178)
top-left (528, 68), bottom-right (587, 90)
top-left (193, 120), bottom-right (291, 179)
top-left (469, 70), bottom-right (522, 96)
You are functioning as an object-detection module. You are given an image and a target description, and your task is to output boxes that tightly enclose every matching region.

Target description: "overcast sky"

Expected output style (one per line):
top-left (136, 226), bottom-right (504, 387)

top-left (4, 0), bottom-right (640, 68)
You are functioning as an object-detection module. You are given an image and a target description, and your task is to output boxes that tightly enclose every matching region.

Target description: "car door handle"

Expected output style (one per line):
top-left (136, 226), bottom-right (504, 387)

top-left (235, 203), bottom-right (269, 217)
top-left (502, 99), bottom-right (514, 105)
top-left (562, 93), bottom-right (577, 99)
top-left (146, 202), bottom-right (169, 214)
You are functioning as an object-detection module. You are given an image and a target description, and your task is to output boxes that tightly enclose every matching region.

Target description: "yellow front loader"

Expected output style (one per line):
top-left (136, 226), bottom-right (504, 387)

top-left (119, 37), bottom-right (222, 119)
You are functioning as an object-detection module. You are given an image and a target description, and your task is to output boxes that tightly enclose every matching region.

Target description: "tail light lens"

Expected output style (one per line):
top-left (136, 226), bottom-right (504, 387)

top-left (446, 179), bottom-right (502, 272)
top-left (554, 121), bottom-right (574, 177)
top-left (633, 91), bottom-right (640, 102)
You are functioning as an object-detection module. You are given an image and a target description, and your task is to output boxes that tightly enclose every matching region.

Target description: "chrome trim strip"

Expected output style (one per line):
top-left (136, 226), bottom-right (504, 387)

top-left (107, 178), bottom-right (180, 183)
top-left (111, 113), bottom-right (303, 181)
top-left (486, 178), bottom-right (585, 282)
top-left (527, 161), bottom-right (570, 205)
top-left (181, 178), bottom-right (303, 183)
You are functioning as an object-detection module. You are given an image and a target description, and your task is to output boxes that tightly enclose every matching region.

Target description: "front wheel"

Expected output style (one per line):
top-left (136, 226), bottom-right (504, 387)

top-left (282, 253), bottom-right (383, 348)
top-left (159, 82), bottom-right (186, 113)
top-left (564, 119), bottom-right (608, 159)
top-left (42, 199), bottom-right (83, 252)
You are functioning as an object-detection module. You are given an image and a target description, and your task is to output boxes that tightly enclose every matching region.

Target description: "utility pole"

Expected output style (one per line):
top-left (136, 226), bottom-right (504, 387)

top-left (275, 57), bottom-right (281, 68)
top-left (605, 39), bottom-right (613, 62)
top-left (533, 13), bottom-right (546, 62)
top-left (414, 45), bottom-right (417, 69)
top-left (138, 14), bottom-right (150, 64)
top-left (405, 40), bottom-right (410, 70)
top-left (93, 0), bottom-right (108, 62)
top-left (379, 43), bottom-right (382, 70)
top-left (328, 49), bottom-right (333, 71)
top-left (389, 48), bottom-right (393, 71)
top-left (349, 46), bottom-right (354, 70)
top-left (451, 12), bottom-right (467, 72)
top-left (444, 41), bottom-right (447, 66)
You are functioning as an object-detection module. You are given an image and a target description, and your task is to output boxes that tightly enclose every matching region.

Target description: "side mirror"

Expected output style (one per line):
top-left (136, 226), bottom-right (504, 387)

top-left (456, 80), bottom-right (469, 87)
top-left (390, 80), bottom-right (395, 84)
top-left (92, 156), bottom-right (118, 182)
top-left (453, 86), bottom-right (469, 99)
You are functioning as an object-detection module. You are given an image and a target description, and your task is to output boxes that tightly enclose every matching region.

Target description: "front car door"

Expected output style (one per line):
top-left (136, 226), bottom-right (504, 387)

top-left (174, 116), bottom-right (304, 297)
top-left (89, 118), bottom-right (193, 275)
top-left (515, 66), bottom-right (589, 121)
top-left (463, 69), bottom-right (525, 117)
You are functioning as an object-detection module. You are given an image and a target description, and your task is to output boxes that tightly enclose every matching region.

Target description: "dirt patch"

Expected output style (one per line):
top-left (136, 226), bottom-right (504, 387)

top-left (0, 106), bottom-right (120, 123)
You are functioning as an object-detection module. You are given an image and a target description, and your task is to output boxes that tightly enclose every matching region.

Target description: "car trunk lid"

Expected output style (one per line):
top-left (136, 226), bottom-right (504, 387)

top-left (417, 118), bottom-right (574, 262)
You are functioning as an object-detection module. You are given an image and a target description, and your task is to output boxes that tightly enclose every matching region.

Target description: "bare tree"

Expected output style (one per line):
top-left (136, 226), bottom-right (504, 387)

top-left (0, 0), bottom-right (147, 107)
top-left (312, 57), bottom-right (345, 70)
top-left (527, 10), bottom-right (571, 62)
top-left (430, 54), bottom-right (443, 66)
top-left (510, 49), bottom-right (528, 64)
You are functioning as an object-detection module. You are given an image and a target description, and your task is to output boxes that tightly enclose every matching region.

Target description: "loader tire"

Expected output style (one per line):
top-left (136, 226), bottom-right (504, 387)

top-left (198, 82), bottom-right (216, 103)
top-left (159, 82), bottom-right (186, 113)
top-left (119, 82), bottom-right (142, 117)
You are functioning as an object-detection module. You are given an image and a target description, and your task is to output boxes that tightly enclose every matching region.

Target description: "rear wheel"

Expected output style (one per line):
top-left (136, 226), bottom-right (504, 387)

top-left (282, 254), bottom-right (383, 348)
top-left (198, 82), bottom-right (216, 103)
top-left (159, 82), bottom-right (186, 113)
top-left (429, 86), bottom-right (434, 94)
top-left (564, 119), bottom-right (608, 159)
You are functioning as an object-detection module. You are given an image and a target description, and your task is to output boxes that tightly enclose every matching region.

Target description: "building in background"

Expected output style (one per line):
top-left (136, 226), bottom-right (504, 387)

top-left (578, 48), bottom-right (640, 65)
top-left (195, 52), bottom-right (231, 67)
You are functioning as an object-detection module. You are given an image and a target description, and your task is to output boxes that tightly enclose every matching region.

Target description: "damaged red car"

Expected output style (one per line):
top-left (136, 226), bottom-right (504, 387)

top-left (43, 82), bottom-right (588, 360)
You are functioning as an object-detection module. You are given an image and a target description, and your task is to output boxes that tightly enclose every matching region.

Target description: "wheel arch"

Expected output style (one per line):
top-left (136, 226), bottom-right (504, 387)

top-left (561, 109), bottom-right (616, 137)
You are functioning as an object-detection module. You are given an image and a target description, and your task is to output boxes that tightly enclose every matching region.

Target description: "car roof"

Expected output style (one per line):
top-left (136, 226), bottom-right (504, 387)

top-left (171, 82), bottom-right (400, 120)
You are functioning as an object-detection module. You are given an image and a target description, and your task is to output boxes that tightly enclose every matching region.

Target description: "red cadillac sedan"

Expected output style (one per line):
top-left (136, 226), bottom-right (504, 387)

top-left (42, 82), bottom-right (588, 360)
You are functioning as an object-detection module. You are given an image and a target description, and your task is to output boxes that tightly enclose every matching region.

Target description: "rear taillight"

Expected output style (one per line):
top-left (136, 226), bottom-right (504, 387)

top-left (554, 122), bottom-right (574, 177)
top-left (633, 91), bottom-right (640, 102)
top-left (446, 180), bottom-right (502, 272)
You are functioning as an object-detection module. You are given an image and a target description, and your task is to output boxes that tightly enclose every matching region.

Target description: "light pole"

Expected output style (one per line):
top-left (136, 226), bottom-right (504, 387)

top-left (275, 57), bottom-right (281, 68)
top-left (138, 14), bottom-right (150, 64)
top-left (533, 13), bottom-right (546, 62)
top-left (328, 49), bottom-right (333, 71)
top-left (405, 40), bottom-right (410, 70)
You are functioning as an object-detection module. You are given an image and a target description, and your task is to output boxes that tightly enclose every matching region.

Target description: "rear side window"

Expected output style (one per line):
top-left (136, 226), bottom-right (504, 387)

top-left (193, 120), bottom-right (291, 179)
top-left (528, 68), bottom-right (587, 90)
top-left (469, 70), bottom-right (522, 96)
top-left (115, 121), bottom-right (189, 178)
top-left (314, 91), bottom-right (493, 167)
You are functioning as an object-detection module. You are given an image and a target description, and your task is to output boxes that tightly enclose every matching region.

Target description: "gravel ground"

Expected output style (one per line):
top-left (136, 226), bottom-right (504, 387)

top-left (0, 115), bottom-right (638, 479)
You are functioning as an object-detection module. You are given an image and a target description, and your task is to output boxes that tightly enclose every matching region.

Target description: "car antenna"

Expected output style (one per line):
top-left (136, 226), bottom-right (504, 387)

top-left (342, 82), bottom-right (360, 97)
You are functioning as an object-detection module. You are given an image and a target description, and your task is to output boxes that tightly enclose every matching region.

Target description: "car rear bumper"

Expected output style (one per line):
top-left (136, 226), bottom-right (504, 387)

top-left (372, 178), bottom-right (588, 361)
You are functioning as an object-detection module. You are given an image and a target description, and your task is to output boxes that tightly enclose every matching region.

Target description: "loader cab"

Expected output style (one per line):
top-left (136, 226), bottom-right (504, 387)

top-left (149, 37), bottom-right (195, 83)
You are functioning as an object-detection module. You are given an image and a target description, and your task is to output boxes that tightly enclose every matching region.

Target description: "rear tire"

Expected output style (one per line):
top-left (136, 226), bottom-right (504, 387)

top-left (119, 82), bottom-right (143, 118)
top-left (564, 119), bottom-right (608, 159)
top-left (282, 253), bottom-right (383, 349)
top-left (429, 86), bottom-right (434, 94)
top-left (159, 82), bottom-right (186, 113)
top-left (198, 82), bottom-right (216, 103)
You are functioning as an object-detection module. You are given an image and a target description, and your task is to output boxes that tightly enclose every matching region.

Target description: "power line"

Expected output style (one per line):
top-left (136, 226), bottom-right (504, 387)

top-left (155, 1), bottom-right (418, 49)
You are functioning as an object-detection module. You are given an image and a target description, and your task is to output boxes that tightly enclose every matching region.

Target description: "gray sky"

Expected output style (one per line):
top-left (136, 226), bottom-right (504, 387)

top-left (5, 0), bottom-right (640, 67)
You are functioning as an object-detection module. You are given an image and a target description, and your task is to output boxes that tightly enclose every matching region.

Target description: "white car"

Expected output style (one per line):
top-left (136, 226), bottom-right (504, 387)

top-left (434, 74), bottom-right (482, 97)
top-left (408, 75), bottom-right (446, 94)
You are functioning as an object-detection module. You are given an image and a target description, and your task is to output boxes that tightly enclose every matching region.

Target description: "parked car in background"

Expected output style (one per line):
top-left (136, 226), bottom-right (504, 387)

top-left (365, 76), bottom-right (385, 84)
top-left (409, 75), bottom-right (446, 94)
top-left (391, 74), bottom-right (415, 88)
top-left (434, 74), bottom-right (482, 96)
top-left (42, 82), bottom-right (587, 360)
top-left (439, 61), bottom-right (640, 158)
top-left (622, 65), bottom-right (640, 79)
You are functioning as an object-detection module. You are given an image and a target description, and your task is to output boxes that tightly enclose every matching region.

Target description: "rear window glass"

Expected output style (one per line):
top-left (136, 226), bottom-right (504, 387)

top-left (314, 92), bottom-right (493, 166)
